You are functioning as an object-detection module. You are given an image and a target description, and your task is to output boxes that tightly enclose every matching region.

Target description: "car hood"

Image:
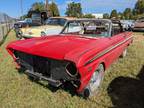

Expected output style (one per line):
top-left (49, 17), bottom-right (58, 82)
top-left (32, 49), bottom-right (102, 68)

top-left (7, 35), bottom-right (101, 65)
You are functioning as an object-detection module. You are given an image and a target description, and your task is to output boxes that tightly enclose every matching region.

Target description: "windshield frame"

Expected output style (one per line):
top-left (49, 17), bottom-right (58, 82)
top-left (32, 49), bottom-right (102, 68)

top-left (60, 19), bottom-right (111, 38)
top-left (45, 18), bottom-right (67, 26)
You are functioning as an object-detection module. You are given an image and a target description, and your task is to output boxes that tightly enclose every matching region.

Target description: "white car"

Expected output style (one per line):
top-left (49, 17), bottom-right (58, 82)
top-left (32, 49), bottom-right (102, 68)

top-left (17, 17), bottom-right (75, 39)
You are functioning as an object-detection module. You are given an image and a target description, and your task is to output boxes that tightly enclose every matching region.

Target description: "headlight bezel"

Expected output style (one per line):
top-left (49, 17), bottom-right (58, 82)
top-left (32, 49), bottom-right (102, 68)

top-left (65, 62), bottom-right (78, 77)
top-left (41, 31), bottom-right (46, 36)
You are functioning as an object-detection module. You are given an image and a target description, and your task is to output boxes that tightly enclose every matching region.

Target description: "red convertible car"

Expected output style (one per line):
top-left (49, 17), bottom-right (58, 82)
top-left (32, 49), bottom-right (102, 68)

top-left (7, 19), bottom-right (133, 98)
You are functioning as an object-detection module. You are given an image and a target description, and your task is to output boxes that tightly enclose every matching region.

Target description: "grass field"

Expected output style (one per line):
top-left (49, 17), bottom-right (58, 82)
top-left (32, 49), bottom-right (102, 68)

top-left (0, 30), bottom-right (144, 108)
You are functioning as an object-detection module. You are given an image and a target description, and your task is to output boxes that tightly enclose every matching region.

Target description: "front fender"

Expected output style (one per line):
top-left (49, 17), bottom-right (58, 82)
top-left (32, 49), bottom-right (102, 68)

top-left (76, 58), bottom-right (105, 92)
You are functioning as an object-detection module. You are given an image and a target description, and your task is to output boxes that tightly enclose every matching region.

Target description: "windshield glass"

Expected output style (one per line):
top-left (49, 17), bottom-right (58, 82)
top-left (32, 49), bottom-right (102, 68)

top-left (32, 13), bottom-right (41, 19)
top-left (24, 18), bottom-right (32, 23)
top-left (61, 20), bottom-right (110, 37)
top-left (45, 18), bottom-right (66, 26)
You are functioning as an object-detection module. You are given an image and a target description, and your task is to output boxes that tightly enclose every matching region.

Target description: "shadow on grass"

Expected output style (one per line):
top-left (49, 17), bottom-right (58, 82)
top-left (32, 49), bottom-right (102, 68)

top-left (33, 79), bottom-right (77, 97)
top-left (36, 80), bottom-right (77, 97)
top-left (18, 68), bottom-right (77, 97)
top-left (107, 66), bottom-right (144, 108)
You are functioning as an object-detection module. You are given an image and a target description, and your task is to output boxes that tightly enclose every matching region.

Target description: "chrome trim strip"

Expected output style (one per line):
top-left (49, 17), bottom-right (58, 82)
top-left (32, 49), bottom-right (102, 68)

top-left (85, 36), bottom-right (133, 66)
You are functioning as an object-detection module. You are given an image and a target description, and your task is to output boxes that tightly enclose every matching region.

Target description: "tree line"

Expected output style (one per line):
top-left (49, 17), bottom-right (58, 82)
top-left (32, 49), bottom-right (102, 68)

top-left (104, 0), bottom-right (144, 19)
top-left (21, 1), bottom-right (95, 19)
top-left (23, 0), bottom-right (144, 19)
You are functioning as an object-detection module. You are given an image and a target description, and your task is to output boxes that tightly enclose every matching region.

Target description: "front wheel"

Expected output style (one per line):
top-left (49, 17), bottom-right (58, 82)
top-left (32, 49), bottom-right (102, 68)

top-left (83, 64), bottom-right (105, 98)
top-left (15, 28), bottom-right (23, 39)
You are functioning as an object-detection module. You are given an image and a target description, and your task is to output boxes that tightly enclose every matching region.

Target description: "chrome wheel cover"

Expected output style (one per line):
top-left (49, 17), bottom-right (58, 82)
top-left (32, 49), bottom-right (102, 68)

top-left (89, 64), bottom-right (104, 93)
top-left (123, 49), bottom-right (127, 57)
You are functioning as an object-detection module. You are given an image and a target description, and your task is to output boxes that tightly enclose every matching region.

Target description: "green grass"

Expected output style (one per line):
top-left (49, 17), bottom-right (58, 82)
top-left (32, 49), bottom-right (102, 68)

top-left (0, 31), bottom-right (144, 108)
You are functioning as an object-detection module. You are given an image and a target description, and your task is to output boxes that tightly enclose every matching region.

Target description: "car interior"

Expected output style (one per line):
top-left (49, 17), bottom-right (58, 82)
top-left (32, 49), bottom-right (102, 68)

top-left (111, 21), bottom-right (124, 36)
top-left (62, 20), bottom-right (110, 37)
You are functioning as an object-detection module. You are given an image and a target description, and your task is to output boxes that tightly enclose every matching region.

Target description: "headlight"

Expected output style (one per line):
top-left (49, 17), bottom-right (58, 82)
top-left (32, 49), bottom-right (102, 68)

top-left (65, 63), bottom-right (78, 77)
top-left (41, 31), bottom-right (46, 36)
top-left (19, 30), bottom-right (23, 35)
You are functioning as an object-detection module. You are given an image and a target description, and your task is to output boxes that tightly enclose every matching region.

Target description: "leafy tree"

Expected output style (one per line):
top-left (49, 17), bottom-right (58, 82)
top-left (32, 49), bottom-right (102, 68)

top-left (110, 9), bottom-right (118, 19)
top-left (117, 12), bottom-right (124, 19)
top-left (82, 14), bottom-right (95, 18)
top-left (30, 2), bottom-right (45, 12)
top-left (65, 2), bottom-right (82, 18)
top-left (28, 1), bottom-right (60, 17)
top-left (20, 14), bottom-right (29, 20)
top-left (134, 0), bottom-right (144, 14)
top-left (103, 13), bottom-right (109, 19)
top-left (123, 8), bottom-right (133, 20)
top-left (132, 9), bottom-right (137, 16)
top-left (49, 2), bottom-right (60, 16)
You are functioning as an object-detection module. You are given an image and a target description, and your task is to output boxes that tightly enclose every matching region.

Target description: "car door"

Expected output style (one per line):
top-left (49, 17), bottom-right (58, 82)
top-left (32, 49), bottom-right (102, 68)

top-left (106, 22), bottom-right (126, 64)
top-left (110, 22), bottom-right (126, 45)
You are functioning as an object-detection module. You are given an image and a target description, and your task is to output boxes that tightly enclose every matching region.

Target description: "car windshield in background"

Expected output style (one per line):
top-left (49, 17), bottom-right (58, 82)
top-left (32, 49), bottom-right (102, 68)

top-left (61, 20), bottom-right (110, 37)
top-left (24, 18), bottom-right (32, 23)
top-left (45, 18), bottom-right (66, 26)
top-left (32, 13), bottom-right (41, 19)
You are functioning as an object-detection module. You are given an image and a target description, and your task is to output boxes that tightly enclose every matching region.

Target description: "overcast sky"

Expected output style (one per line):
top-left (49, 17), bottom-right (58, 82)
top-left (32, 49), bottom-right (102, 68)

top-left (0, 0), bottom-right (137, 18)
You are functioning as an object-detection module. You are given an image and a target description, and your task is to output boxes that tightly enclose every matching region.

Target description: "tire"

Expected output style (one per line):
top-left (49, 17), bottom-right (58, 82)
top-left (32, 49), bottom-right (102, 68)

top-left (120, 48), bottom-right (127, 58)
top-left (15, 28), bottom-right (23, 39)
top-left (83, 64), bottom-right (105, 98)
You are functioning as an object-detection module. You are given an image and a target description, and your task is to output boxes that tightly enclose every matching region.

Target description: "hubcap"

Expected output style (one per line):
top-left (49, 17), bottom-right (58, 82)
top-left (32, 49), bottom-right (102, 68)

top-left (123, 49), bottom-right (127, 57)
top-left (89, 65), bottom-right (104, 92)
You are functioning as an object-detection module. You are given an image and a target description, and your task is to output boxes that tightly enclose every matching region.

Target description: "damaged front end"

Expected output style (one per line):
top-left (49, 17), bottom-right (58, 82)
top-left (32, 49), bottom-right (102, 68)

top-left (12, 50), bottom-right (81, 88)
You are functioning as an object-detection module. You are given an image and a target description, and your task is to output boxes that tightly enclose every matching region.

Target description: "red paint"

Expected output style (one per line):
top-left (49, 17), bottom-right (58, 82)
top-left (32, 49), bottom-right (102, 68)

top-left (6, 32), bottom-right (133, 93)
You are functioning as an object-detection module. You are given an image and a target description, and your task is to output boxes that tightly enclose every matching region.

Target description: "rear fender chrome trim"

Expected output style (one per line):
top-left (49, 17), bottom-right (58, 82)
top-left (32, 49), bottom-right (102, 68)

top-left (85, 36), bottom-right (133, 66)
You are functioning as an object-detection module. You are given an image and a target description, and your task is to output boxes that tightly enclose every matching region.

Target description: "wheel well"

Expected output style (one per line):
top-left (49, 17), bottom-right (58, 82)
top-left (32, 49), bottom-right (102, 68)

top-left (100, 62), bottom-right (106, 71)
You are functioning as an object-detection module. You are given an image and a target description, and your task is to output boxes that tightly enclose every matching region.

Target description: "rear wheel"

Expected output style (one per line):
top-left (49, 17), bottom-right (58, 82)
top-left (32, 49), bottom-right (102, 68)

top-left (120, 48), bottom-right (127, 58)
top-left (83, 64), bottom-right (105, 98)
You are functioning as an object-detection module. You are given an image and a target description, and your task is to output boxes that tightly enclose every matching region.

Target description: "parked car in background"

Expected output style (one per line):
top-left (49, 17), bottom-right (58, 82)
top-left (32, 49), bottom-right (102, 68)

top-left (16, 17), bottom-right (74, 39)
top-left (133, 18), bottom-right (144, 31)
top-left (7, 19), bottom-right (133, 98)
top-left (14, 18), bottom-right (40, 39)
top-left (14, 18), bottom-right (33, 28)
top-left (120, 20), bottom-right (134, 31)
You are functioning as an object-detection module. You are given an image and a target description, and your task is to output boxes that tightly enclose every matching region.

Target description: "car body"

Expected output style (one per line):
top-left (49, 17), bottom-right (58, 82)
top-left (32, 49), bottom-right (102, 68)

top-left (133, 18), bottom-right (144, 31)
top-left (7, 19), bottom-right (133, 97)
top-left (120, 20), bottom-right (134, 31)
top-left (17, 17), bottom-right (75, 39)
top-left (14, 18), bottom-right (33, 29)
